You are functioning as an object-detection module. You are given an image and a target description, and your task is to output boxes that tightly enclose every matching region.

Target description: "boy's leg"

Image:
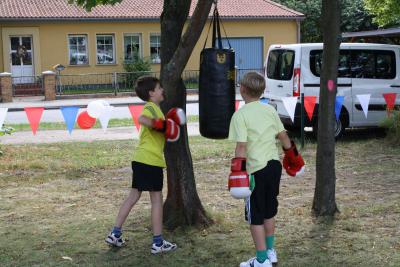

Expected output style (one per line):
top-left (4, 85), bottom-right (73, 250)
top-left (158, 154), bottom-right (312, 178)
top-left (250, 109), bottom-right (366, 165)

top-left (264, 217), bottom-right (275, 249)
top-left (115, 188), bottom-right (142, 228)
top-left (106, 188), bottom-right (141, 247)
top-left (149, 191), bottom-right (163, 237)
top-left (149, 191), bottom-right (177, 254)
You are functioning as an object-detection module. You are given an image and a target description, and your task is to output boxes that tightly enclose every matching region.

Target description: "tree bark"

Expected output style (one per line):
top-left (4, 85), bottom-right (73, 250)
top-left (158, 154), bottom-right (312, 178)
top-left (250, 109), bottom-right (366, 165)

top-left (312, 0), bottom-right (341, 216)
top-left (160, 0), bottom-right (214, 229)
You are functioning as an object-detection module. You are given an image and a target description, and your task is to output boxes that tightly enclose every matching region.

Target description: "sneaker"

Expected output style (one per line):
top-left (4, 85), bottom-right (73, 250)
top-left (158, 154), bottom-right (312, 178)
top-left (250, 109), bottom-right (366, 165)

top-left (267, 249), bottom-right (278, 264)
top-left (105, 232), bottom-right (125, 247)
top-left (239, 257), bottom-right (272, 267)
top-left (151, 240), bottom-right (177, 254)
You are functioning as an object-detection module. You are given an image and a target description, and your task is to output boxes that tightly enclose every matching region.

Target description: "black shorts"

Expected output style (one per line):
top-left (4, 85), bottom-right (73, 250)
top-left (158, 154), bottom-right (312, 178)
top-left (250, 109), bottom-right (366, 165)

top-left (245, 160), bottom-right (282, 225)
top-left (131, 161), bottom-right (163, 191)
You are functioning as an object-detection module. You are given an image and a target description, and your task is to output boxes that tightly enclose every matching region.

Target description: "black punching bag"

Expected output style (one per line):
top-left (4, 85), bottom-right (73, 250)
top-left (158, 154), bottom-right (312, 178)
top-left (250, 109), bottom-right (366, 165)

top-left (199, 7), bottom-right (235, 139)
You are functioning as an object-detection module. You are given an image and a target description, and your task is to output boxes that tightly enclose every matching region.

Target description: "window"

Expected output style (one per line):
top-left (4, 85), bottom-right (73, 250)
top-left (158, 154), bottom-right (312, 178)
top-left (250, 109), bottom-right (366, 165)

top-left (310, 49), bottom-right (396, 79)
top-left (267, 49), bottom-right (295, 80)
top-left (96, 34), bottom-right (115, 64)
top-left (124, 34), bottom-right (142, 62)
top-left (310, 50), bottom-right (351, 78)
top-left (150, 34), bottom-right (161, 63)
top-left (68, 35), bottom-right (88, 65)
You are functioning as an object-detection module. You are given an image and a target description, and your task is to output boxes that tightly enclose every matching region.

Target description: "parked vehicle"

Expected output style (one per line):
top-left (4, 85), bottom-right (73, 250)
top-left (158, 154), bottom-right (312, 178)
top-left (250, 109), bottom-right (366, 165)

top-left (264, 43), bottom-right (400, 138)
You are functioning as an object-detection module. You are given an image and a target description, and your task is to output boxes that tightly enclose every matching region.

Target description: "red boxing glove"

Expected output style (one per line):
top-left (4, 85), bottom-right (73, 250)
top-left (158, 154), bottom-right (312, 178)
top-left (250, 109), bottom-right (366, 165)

top-left (166, 108), bottom-right (186, 125)
top-left (151, 118), bottom-right (180, 142)
top-left (165, 118), bottom-right (180, 142)
top-left (283, 141), bottom-right (305, 177)
top-left (228, 158), bottom-right (251, 199)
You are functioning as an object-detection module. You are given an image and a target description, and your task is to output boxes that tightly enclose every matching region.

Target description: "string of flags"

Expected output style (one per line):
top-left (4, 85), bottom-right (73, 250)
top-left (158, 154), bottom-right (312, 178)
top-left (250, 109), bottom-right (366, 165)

top-left (0, 93), bottom-right (397, 135)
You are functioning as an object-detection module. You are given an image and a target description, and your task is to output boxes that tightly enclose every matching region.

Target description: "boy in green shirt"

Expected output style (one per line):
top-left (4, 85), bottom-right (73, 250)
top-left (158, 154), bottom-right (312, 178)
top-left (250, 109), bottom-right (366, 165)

top-left (229, 72), bottom-right (305, 267)
top-left (105, 76), bottom-right (185, 254)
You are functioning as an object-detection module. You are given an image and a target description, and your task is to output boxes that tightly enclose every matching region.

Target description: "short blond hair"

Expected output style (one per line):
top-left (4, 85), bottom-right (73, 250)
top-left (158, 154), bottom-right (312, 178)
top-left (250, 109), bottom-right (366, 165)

top-left (239, 72), bottom-right (265, 98)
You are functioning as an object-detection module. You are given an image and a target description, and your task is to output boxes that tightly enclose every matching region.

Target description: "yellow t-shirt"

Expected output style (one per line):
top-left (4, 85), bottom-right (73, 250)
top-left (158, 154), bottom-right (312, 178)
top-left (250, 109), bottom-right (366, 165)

top-left (228, 101), bottom-right (285, 174)
top-left (133, 102), bottom-right (166, 167)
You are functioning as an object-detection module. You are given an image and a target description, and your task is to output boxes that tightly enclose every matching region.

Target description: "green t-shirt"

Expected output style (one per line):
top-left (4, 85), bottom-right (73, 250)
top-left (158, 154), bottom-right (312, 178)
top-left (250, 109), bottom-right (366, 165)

top-left (133, 102), bottom-right (166, 167)
top-left (228, 101), bottom-right (285, 174)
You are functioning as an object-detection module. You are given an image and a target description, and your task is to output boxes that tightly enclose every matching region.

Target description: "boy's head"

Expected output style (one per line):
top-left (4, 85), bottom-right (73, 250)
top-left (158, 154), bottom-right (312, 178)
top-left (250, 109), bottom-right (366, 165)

top-left (135, 76), bottom-right (161, 101)
top-left (239, 72), bottom-right (266, 98)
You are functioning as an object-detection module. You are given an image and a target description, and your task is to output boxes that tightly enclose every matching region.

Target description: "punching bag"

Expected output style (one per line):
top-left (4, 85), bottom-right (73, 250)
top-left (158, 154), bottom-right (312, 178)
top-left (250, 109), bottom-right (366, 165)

top-left (199, 7), bottom-right (235, 139)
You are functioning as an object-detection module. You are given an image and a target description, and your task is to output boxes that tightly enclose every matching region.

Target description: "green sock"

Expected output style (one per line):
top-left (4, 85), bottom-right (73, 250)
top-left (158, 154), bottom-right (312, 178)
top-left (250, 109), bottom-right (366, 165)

top-left (256, 250), bottom-right (268, 263)
top-left (266, 235), bottom-right (274, 250)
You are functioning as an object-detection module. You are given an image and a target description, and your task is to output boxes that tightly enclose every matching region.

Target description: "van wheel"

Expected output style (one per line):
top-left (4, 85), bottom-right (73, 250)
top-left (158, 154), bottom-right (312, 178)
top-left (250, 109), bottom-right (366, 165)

top-left (312, 116), bottom-right (347, 140)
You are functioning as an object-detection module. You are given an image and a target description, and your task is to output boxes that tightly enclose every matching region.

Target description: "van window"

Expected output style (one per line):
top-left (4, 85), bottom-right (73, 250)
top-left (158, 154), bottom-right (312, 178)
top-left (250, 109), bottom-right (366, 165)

top-left (310, 49), bottom-right (396, 79)
top-left (267, 49), bottom-right (295, 80)
top-left (310, 50), bottom-right (351, 78)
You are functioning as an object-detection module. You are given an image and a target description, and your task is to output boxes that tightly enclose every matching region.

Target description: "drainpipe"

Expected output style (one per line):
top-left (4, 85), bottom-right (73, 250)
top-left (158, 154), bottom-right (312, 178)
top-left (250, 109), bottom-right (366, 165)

top-left (296, 19), bottom-right (301, 43)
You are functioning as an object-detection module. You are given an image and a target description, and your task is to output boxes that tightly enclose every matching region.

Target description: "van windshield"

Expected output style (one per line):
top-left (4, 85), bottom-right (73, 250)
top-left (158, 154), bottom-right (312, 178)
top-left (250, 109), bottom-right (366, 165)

top-left (267, 49), bottom-right (295, 81)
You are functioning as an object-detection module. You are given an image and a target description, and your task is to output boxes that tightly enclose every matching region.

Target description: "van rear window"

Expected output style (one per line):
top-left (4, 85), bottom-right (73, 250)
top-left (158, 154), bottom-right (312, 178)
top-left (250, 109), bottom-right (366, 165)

top-left (310, 49), bottom-right (396, 79)
top-left (267, 49), bottom-right (295, 81)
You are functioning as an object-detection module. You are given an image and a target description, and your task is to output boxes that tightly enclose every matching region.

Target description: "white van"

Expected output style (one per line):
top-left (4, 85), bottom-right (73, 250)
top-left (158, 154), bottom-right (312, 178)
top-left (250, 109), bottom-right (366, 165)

top-left (264, 43), bottom-right (400, 138)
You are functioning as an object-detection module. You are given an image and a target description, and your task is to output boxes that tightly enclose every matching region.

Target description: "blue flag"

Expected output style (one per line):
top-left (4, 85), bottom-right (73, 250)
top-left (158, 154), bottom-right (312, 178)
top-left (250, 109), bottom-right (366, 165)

top-left (260, 98), bottom-right (269, 105)
top-left (335, 96), bottom-right (344, 121)
top-left (61, 106), bottom-right (79, 134)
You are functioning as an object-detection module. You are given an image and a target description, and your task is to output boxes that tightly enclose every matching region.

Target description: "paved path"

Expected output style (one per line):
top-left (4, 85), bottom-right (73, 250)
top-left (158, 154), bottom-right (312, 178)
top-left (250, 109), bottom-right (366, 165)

top-left (0, 123), bottom-right (201, 145)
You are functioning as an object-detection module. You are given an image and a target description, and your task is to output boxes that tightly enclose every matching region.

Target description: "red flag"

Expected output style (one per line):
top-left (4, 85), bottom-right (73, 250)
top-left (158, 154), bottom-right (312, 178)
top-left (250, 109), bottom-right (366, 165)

top-left (128, 105), bottom-right (144, 131)
top-left (383, 93), bottom-right (397, 115)
top-left (24, 107), bottom-right (44, 135)
top-left (304, 96), bottom-right (317, 122)
top-left (235, 100), bottom-right (240, 111)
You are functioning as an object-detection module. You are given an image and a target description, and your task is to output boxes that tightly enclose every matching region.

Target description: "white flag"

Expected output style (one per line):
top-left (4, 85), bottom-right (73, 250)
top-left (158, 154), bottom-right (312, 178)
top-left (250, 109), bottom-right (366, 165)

top-left (0, 108), bottom-right (8, 129)
top-left (356, 94), bottom-right (371, 118)
top-left (99, 106), bottom-right (114, 132)
top-left (282, 97), bottom-right (298, 123)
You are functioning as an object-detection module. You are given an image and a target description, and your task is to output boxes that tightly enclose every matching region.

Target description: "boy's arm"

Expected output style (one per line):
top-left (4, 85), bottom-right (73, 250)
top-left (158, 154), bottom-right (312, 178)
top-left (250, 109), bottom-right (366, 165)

top-left (234, 142), bottom-right (247, 158)
top-left (277, 130), bottom-right (292, 150)
top-left (138, 115), bottom-right (155, 128)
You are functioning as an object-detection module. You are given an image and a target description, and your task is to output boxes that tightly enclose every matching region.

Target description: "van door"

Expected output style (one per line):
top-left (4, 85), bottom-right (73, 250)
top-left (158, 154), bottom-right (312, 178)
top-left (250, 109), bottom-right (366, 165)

top-left (350, 48), bottom-right (400, 126)
top-left (265, 48), bottom-right (297, 98)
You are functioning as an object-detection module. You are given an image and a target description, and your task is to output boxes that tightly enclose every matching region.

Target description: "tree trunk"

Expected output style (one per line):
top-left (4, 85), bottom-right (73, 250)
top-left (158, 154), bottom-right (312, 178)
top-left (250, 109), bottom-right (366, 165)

top-left (160, 0), bottom-right (214, 229)
top-left (312, 0), bottom-right (341, 216)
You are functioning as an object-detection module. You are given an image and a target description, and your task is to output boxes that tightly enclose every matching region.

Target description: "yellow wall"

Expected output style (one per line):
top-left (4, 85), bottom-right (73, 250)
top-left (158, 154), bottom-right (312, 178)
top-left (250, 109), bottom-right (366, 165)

top-left (0, 19), bottom-right (297, 75)
top-left (0, 27), bottom-right (3, 71)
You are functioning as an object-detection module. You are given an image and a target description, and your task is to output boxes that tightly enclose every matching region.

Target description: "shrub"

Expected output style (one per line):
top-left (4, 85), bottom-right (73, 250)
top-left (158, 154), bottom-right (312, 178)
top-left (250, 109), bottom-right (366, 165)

top-left (0, 125), bottom-right (14, 156)
top-left (122, 50), bottom-right (152, 89)
top-left (380, 110), bottom-right (400, 145)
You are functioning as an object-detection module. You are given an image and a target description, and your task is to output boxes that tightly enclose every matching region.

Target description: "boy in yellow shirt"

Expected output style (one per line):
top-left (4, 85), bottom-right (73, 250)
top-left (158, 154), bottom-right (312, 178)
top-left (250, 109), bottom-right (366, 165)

top-left (105, 76), bottom-right (185, 254)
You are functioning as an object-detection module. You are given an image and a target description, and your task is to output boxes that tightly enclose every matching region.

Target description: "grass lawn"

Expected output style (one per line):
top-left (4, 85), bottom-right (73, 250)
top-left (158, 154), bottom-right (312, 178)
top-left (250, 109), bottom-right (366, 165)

top-left (8, 116), bottom-right (199, 132)
top-left (0, 132), bottom-right (399, 266)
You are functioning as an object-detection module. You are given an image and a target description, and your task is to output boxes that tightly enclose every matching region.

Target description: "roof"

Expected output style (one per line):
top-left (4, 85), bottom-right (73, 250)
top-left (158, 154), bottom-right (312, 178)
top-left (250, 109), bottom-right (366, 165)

top-left (342, 27), bottom-right (400, 38)
top-left (0, 0), bottom-right (304, 21)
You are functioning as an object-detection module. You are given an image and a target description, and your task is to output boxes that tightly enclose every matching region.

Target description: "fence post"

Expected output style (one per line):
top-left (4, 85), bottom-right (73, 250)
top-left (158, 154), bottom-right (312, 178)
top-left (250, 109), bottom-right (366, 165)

top-left (113, 72), bottom-right (118, 96)
top-left (0, 72), bottom-right (13, 103)
top-left (42, 71), bottom-right (56, 101)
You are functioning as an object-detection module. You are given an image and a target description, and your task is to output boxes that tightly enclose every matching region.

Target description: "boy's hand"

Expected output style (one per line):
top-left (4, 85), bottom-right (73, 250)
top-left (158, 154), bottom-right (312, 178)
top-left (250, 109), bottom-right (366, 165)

top-left (228, 157), bottom-right (251, 199)
top-left (151, 118), bottom-right (166, 132)
top-left (283, 141), bottom-right (305, 177)
top-left (167, 108), bottom-right (186, 125)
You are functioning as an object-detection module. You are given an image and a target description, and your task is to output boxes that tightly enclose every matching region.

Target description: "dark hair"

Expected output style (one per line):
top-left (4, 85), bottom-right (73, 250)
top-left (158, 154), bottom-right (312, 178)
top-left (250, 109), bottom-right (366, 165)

top-left (135, 76), bottom-right (160, 101)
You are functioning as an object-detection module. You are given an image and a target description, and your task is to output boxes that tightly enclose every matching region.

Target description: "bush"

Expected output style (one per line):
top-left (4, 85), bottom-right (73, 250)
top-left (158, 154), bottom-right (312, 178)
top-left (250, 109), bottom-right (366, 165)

top-left (0, 125), bottom-right (14, 156)
top-left (380, 110), bottom-right (400, 144)
top-left (123, 51), bottom-right (152, 89)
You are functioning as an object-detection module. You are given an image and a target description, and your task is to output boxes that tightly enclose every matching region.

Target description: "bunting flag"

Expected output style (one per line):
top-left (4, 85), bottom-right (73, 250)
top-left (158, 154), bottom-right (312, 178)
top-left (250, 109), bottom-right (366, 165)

top-left (60, 106), bottom-right (79, 134)
top-left (235, 100), bottom-right (240, 111)
top-left (335, 96), bottom-right (344, 121)
top-left (99, 105), bottom-right (114, 132)
top-left (24, 107), bottom-right (44, 135)
top-left (128, 105), bottom-right (144, 131)
top-left (383, 93), bottom-right (397, 115)
top-left (282, 97), bottom-right (298, 123)
top-left (356, 94), bottom-right (371, 118)
top-left (304, 96), bottom-right (317, 122)
top-left (260, 98), bottom-right (269, 105)
top-left (0, 107), bottom-right (8, 129)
